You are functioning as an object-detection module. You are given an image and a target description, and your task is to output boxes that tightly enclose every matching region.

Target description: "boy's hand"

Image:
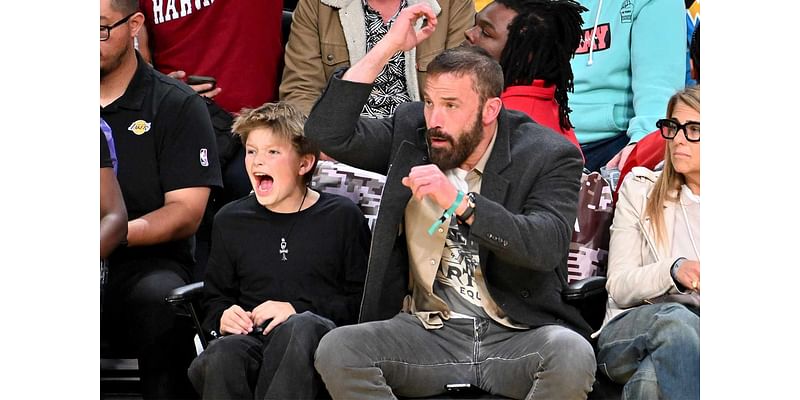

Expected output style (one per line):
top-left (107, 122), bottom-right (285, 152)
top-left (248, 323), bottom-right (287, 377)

top-left (251, 300), bottom-right (297, 335)
top-left (220, 305), bottom-right (253, 335)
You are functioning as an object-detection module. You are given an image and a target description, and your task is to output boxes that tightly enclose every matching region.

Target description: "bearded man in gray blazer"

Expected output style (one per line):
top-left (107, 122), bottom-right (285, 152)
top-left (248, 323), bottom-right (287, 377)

top-left (307, 4), bottom-right (596, 399)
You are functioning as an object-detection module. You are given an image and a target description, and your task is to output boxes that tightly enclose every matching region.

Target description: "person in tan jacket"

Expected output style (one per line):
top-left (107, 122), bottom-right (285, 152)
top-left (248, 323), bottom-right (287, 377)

top-left (280, 0), bottom-right (475, 118)
top-left (597, 85), bottom-right (700, 400)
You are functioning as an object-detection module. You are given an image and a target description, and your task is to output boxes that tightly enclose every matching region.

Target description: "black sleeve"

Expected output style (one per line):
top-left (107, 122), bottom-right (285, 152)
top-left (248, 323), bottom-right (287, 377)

top-left (159, 94), bottom-right (224, 192)
top-left (469, 133), bottom-right (583, 270)
top-left (100, 130), bottom-right (112, 169)
top-left (304, 71), bottom-right (395, 175)
top-left (338, 215), bottom-right (371, 325)
top-left (201, 214), bottom-right (240, 337)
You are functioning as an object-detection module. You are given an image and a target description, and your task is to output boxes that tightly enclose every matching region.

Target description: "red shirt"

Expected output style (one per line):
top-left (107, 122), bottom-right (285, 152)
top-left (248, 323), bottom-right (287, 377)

top-left (140, 0), bottom-right (284, 114)
top-left (616, 130), bottom-right (665, 200)
top-left (501, 80), bottom-right (582, 155)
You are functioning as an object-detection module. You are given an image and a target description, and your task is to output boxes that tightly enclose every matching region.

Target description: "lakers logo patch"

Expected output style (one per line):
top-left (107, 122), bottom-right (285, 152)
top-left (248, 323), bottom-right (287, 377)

top-left (128, 120), bottom-right (151, 135)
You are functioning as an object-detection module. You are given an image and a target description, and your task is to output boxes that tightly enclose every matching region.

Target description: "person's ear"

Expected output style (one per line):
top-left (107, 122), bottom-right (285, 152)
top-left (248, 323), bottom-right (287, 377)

top-left (482, 97), bottom-right (502, 125)
top-left (129, 12), bottom-right (145, 39)
top-left (298, 154), bottom-right (316, 176)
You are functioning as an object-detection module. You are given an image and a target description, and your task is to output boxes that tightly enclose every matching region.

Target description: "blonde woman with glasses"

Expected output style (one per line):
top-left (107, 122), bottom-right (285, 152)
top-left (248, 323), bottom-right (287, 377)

top-left (596, 85), bottom-right (700, 400)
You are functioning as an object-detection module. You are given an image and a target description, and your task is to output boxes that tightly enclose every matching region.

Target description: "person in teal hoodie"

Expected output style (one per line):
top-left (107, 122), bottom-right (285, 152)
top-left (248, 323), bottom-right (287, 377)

top-left (570, 0), bottom-right (686, 172)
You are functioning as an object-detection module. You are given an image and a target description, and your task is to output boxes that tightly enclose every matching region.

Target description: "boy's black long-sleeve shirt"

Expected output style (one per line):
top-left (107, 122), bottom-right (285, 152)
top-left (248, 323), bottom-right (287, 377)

top-left (201, 192), bottom-right (371, 337)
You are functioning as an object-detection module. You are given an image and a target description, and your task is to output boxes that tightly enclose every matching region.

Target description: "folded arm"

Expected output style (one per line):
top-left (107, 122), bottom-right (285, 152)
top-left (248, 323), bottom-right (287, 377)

top-left (125, 187), bottom-right (210, 247)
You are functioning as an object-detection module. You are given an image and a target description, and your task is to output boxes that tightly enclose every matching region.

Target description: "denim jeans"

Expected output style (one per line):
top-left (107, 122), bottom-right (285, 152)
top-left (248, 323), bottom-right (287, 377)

top-left (315, 312), bottom-right (595, 400)
top-left (580, 133), bottom-right (630, 172)
top-left (188, 311), bottom-right (336, 400)
top-left (597, 303), bottom-right (700, 400)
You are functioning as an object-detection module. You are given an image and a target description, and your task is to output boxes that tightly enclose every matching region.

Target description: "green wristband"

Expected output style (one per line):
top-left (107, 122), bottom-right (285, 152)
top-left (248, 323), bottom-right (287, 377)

top-left (427, 190), bottom-right (465, 236)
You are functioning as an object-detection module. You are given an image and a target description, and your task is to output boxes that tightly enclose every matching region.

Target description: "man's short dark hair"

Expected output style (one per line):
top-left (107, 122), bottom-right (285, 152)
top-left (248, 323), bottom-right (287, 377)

top-left (494, 0), bottom-right (587, 131)
top-left (111, 0), bottom-right (139, 14)
top-left (426, 46), bottom-right (504, 104)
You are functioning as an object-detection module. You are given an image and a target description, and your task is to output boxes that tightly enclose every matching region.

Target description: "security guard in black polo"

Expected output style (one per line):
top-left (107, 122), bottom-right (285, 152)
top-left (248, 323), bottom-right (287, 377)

top-left (100, 1), bottom-right (222, 397)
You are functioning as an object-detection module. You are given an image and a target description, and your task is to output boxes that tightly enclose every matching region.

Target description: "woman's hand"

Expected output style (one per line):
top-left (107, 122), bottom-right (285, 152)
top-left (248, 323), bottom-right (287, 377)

top-left (675, 260), bottom-right (701, 293)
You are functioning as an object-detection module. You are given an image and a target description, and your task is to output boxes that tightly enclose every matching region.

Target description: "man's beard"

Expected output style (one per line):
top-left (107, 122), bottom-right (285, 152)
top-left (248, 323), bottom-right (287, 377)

top-left (426, 111), bottom-right (484, 171)
top-left (100, 40), bottom-right (130, 79)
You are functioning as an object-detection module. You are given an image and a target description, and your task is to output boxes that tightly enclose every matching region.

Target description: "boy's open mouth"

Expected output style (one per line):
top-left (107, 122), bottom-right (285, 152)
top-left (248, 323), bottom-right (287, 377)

top-left (254, 172), bottom-right (274, 194)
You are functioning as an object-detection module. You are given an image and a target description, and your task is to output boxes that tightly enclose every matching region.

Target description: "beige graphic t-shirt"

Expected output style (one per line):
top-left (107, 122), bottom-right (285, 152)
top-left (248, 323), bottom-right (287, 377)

top-left (433, 217), bottom-right (491, 319)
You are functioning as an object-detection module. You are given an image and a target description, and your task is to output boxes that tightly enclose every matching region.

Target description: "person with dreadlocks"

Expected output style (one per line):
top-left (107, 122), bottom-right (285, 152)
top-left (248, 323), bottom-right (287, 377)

top-left (465, 0), bottom-right (586, 155)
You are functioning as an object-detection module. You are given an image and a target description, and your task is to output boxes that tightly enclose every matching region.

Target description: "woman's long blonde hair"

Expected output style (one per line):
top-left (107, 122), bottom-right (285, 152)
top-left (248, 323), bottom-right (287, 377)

top-left (644, 85), bottom-right (700, 247)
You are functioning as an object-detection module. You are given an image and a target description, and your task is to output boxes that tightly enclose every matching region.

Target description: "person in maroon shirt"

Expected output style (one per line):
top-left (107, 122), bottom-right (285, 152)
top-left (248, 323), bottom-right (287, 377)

top-left (137, 0), bottom-right (284, 115)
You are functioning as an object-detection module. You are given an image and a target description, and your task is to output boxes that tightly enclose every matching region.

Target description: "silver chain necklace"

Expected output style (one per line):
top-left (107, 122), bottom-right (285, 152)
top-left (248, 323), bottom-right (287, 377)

top-left (279, 186), bottom-right (308, 262)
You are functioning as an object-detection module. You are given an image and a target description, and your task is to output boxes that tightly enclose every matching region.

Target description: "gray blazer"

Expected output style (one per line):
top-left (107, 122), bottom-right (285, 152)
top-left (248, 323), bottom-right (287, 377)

top-left (305, 73), bottom-right (592, 338)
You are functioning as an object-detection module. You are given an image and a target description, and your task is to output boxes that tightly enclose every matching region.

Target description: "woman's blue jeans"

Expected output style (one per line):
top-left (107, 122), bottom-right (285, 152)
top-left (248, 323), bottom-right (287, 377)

top-left (597, 303), bottom-right (700, 400)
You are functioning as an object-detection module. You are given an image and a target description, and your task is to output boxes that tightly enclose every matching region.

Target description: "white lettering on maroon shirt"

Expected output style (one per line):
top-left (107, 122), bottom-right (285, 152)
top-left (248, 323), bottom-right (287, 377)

top-left (164, 0), bottom-right (179, 22)
top-left (151, 0), bottom-right (214, 24)
top-left (179, 0), bottom-right (193, 17)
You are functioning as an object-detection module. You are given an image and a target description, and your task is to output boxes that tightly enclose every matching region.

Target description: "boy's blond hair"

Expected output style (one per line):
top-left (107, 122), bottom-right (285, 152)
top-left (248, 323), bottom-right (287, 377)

top-left (232, 102), bottom-right (320, 184)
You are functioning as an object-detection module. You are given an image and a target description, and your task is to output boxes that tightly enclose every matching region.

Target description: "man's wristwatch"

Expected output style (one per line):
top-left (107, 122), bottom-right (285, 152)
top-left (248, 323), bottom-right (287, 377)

top-left (456, 192), bottom-right (476, 224)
